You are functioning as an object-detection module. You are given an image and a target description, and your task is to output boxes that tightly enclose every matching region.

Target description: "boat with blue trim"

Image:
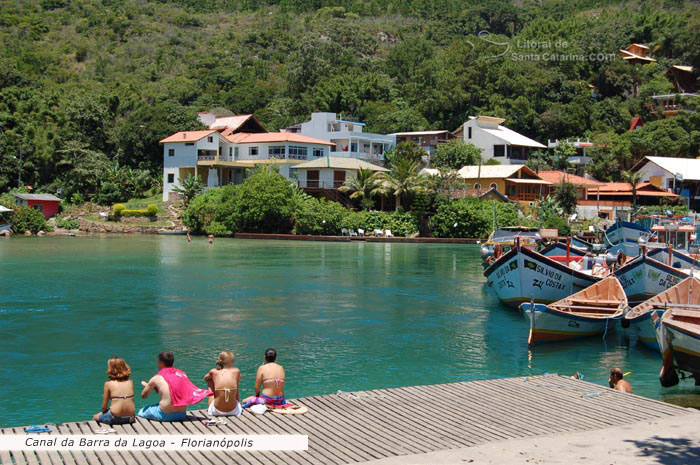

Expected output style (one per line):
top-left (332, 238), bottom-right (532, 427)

top-left (520, 275), bottom-right (626, 345)
top-left (603, 220), bottom-right (651, 257)
top-left (614, 251), bottom-right (688, 306)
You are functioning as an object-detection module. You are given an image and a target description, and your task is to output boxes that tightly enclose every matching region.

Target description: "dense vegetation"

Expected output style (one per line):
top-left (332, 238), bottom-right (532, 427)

top-left (2, 0), bottom-right (700, 199)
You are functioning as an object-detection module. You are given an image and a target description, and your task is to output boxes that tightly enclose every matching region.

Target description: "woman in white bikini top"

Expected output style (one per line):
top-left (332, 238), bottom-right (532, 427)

top-left (204, 351), bottom-right (241, 412)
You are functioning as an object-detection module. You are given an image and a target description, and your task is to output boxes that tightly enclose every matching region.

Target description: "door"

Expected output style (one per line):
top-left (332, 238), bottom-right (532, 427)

top-left (333, 170), bottom-right (346, 188)
top-left (307, 170), bottom-right (319, 188)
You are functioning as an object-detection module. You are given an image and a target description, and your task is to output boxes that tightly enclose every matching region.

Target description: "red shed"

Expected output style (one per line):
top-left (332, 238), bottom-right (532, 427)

top-left (13, 193), bottom-right (61, 219)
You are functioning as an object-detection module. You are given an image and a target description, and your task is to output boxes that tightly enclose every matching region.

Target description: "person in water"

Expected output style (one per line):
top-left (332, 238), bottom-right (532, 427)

top-left (138, 352), bottom-right (211, 421)
top-left (93, 357), bottom-right (136, 425)
top-left (609, 367), bottom-right (632, 393)
top-left (204, 351), bottom-right (242, 417)
top-left (242, 348), bottom-right (286, 408)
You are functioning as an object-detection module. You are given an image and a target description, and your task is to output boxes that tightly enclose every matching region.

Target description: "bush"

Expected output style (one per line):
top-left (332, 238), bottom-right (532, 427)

top-left (56, 217), bottom-right (81, 229)
top-left (113, 204), bottom-right (126, 217)
top-left (430, 199), bottom-right (521, 238)
top-left (235, 171), bottom-right (296, 233)
top-left (146, 204), bottom-right (158, 217)
top-left (294, 197), bottom-right (350, 235)
top-left (10, 206), bottom-right (47, 234)
top-left (204, 221), bottom-right (233, 236)
top-left (181, 186), bottom-right (236, 234)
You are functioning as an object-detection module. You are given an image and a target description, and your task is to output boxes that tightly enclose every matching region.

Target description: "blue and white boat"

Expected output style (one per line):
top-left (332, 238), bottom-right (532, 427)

top-left (603, 220), bottom-right (650, 258)
top-left (539, 241), bottom-right (587, 258)
top-left (614, 252), bottom-right (688, 306)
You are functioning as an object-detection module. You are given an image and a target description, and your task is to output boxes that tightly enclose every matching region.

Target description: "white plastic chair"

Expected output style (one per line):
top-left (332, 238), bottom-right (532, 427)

top-left (373, 229), bottom-right (384, 237)
top-left (357, 228), bottom-right (365, 236)
top-left (385, 229), bottom-right (394, 237)
top-left (341, 228), bottom-right (348, 236)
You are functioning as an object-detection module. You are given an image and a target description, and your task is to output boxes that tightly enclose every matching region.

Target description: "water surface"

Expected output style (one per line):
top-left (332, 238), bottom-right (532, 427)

top-left (0, 236), bottom-right (697, 427)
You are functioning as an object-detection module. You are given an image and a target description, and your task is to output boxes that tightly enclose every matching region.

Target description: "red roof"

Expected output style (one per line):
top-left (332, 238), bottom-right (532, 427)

top-left (593, 182), bottom-right (679, 197)
top-left (223, 132), bottom-right (335, 146)
top-left (160, 130), bottom-right (219, 144)
top-left (629, 116), bottom-right (644, 131)
top-left (537, 171), bottom-right (603, 187)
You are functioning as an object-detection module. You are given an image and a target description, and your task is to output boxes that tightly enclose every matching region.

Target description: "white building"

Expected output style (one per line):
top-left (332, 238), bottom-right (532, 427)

top-left (284, 112), bottom-right (395, 165)
top-left (452, 116), bottom-right (546, 164)
top-left (160, 128), bottom-right (333, 201)
top-left (292, 156), bottom-right (388, 190)
top-left (632, 156), bottom-right (700, 209)
top-left (547, 138), bottom-right (594, 166)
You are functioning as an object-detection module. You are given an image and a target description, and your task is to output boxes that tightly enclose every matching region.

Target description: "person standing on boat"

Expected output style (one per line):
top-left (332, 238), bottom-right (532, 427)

top-left (204, 351), bottom-right (242, 417)
top-left (93, 357), bottom-right (135, 425)
top-left (609, 367), bottom-right (632, 393)
top-left (241, 348), bottom-right (287, 408)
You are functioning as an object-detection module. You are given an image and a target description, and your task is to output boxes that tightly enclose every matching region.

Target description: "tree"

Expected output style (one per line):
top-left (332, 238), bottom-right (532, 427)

top-left (621, 170), bottom-right (644, 219)
top-left (173, 174), bottom-right (205, 206)
top-left (377, 158), bottom-right (428, 210)
top-left (384, 141), bottom-right (427, 167)
top-left (554, 180), bottom-right (578, 216)
top-left (338, 168), bottom-right (382, 210)
top-left (432, 141), bottom-right (482, 170)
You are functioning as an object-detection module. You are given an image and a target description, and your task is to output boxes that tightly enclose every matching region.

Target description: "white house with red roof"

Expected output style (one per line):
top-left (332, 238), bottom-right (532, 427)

top-left (160, 115), bottom-right (335, 201)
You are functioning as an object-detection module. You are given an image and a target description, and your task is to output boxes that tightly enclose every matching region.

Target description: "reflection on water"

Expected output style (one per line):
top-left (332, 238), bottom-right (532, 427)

top-left (0, 235), bottom-right (698, 427)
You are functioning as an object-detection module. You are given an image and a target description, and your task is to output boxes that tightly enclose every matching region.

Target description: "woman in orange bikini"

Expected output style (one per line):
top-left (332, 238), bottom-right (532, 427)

top-left (241, 348), bottom-right (286, 408)
top-left (204, 351), bottom-right (242, 416)
top-left (93, 357), bottom-right (135, 425)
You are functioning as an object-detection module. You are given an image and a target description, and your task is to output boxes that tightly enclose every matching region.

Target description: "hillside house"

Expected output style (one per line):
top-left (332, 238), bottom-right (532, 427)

top-left (391, 130), bottom-right (452, 164)
top-left (456, 164), bottom-right (550, 207)
top-left (452, 116), bottom-right (546, 164)
top-left (632, 156), bottom-right (700, 209)
top-left (618, 44), bottom-right (656, 65)
top-left (284, 113), bottom-right (395, 164)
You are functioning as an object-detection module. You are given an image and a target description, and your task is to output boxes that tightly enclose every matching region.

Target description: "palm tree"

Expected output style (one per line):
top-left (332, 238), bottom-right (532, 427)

top-left (339, 168), bottom-right (382, 210)
top-left (621, 170), bottom-right (644, 219)
top-left (172, 174), bottom-right (205, 206)
top-left (377, 158), bottom-right (429, 210)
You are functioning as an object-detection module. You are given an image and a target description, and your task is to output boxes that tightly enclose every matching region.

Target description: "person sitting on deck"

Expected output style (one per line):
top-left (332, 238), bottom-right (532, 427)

top-left (93, 357), bottom-right (136, 425)
top-left (241, 348), bottom-right (286, 408)
top-left (138, 351), bottom-right (212, 422)
top-left (204, 351), bottom-right (242, 417)
top-left (609, 367), bottom-right (632, 393)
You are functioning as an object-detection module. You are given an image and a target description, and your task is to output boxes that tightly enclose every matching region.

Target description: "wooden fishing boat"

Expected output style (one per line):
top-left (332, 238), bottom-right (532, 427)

top-left (604, 220), bottom-right (650, 257)
top-left (648, 247), bottom-right (700, 270)
top-left (651, 277), bottom-right (700, 387)
top-left (539, 241), bottom-right (587, 258)
top-left (614, 252), bottom-right (688, 306)
top-left (625, 277), bottom-right (700, 350)
top-left (520, 276), bottom-right (626, 345)
top-left (484, 242), bottom-right (602, 309)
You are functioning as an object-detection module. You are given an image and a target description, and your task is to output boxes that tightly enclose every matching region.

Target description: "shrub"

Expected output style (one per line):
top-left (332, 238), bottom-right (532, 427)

top-left (182, 185), bottom-right (238, 234)
top-left (234, 171), bottom-right (296, 233)
top-left (113, 204), bottom-right (126, 217)
top-left (56, 217), bottom-right (81, 229)
top-left (430, 199), bottom-right (521, 238)
top-left (204, 221), bottom-right (233, 236)
top-left (10, 206), bottom-right (47, 234)
top-left (294, 197), bottom-right (350, 235)
top-left (146, 204), bottom-right (158, 217)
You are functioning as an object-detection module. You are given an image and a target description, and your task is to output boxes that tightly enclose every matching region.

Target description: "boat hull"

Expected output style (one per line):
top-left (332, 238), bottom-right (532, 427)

top-left (605, 221), bottom-right (648, 257)
top-left (615, 255), bottom-right (687, 306)
top-left (665, 321), bottom-right (700, 383)
top-left (484, 246), bottom-right (599, 309)
top-left (626, 312), bottom-right (658, 350)
top-left (648, 248), bottom-right (700, 270)
top-left (521, 303), bottom-right (612, 345)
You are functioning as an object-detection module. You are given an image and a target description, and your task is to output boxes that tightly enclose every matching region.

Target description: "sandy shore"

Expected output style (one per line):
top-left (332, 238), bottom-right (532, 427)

top-left (359, 411), bottom-right (700, 465)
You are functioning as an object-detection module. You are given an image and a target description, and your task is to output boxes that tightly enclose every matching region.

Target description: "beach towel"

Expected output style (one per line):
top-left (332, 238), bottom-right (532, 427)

top-left (158, 367), bottom-right (212, 407)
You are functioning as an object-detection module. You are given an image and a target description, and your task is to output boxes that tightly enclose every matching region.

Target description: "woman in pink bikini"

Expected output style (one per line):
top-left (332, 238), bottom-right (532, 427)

top-left (241, 348), bottom-right (286, 408)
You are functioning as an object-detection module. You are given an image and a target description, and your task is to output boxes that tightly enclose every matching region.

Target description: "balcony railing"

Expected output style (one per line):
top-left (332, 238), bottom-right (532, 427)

top-left (299, 180), bottom-right (339, 189)
top-left (288, 154), bottom-right (308, 160)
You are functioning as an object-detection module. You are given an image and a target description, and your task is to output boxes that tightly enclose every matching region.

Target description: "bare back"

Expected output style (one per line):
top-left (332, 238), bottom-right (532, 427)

top-left (258, 363), bottom-right (285, 397)
top-left (151, 375), bottom-right (185, 413)
top-left (615, 380), bottom-right (632, 393)
top-left (208, 368), bottom-right (241, 411)
top-left (106, 379), bottom-right (135, 416)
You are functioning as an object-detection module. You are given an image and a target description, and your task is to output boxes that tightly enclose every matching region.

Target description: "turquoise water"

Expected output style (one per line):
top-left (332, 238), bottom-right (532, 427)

top-left (1, 236), bottom-right (698, 427)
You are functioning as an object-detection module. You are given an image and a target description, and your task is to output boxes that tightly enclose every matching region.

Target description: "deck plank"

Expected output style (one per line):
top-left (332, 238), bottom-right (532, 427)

top-left (1, 376), bottom-right (694, 465)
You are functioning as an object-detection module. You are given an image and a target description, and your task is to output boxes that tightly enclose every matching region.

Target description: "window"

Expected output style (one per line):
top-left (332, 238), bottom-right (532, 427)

top-left (490, 182), bottom-right (497, 189)
top-left (468, 127), bottom-right (472, 139)
top-left (229, 147), bottom-right (232, 157)
top-left (288, 146), bottom-right (308, 160)
top-left (168, 148), bottom-right (175, 157)
top-left (249, 146), bottom-right (258, 156)
top-left (473, 183), bottom-right (481, 190)
top-left (167, 173), bottom-right (175, 183)
top-left (306, 170), bottom-right (320, 188)
top-left (493, 145), bottom-right (505, 157)
top-left (350, 142), bottom-right (357, 152)
top-left (234, 147), bottom-right (239, 157)
top-left (269, 146), bottom-right (286, 158)
top-left (313, 148), bottom-right (324, 157)
top-left (33, 204), bottom-right (43, 213)
top-left (333, 170), bottom-right (346, 188)
top-left (185, 142), bottom-right (194, 146)
top-left (207, 136), bottom-right (213, 143)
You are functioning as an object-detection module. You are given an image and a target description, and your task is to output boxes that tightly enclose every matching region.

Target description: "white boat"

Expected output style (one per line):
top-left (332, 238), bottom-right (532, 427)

top-left (614, 252), bottom-right (688, 306)
top-left (520, 276), bottom-right (626, 345)
top-left (484, 243), bottom-right (602, 309)
top-left (651, 277), bottom-right (700, 387)
top-left (648, 247), bottom-right (700, 270)
top-left (539, 241), bottom-right (587, 258)
top-left (604, 220), bottom-right (650, 257)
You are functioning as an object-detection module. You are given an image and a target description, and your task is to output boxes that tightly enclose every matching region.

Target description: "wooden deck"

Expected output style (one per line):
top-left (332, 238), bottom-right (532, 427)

top-left (0, 375), bottom-right (692, 465)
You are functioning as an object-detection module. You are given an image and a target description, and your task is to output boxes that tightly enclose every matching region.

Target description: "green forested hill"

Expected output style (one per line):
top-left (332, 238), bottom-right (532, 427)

top-left (1, 0), bottom-right (700, 197)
